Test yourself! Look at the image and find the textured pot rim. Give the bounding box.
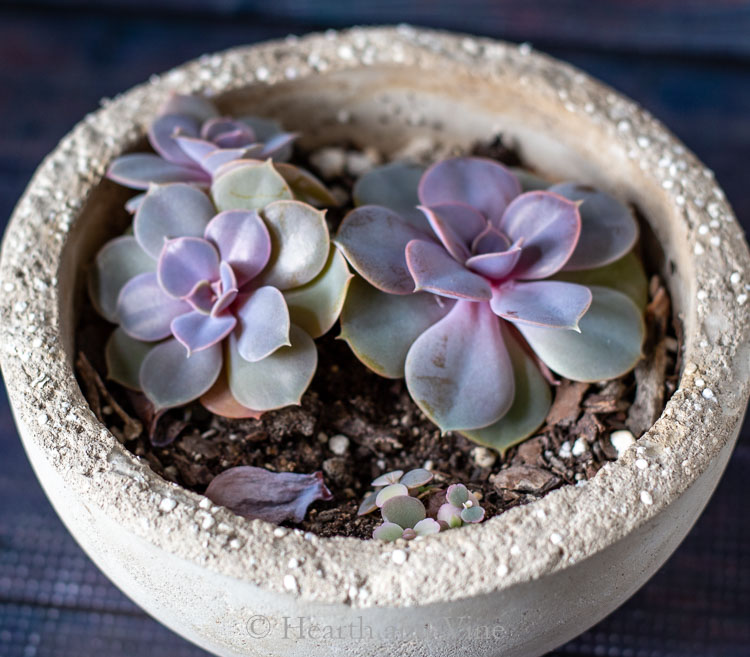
[1,26,749,609]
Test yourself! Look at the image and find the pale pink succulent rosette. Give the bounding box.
[336,157,645,453]
[106,93,335,212]
[89,161,352,418]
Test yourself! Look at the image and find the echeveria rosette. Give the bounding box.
[336,157,645,454]
[106,93,335,210]
[89,163,351,417]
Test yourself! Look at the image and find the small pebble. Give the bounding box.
[702,388,714,399]
[635,458,648,470]
[391,549,407,565]
[274,527,288,538]
[610,430,636,457]
[346,150,377,177]
[558,442,572,459]
[549,532,563,545]
[287,558,299,569]
[201,515,215,530]
[329,434,350,455]
[497,563,509,576]
[471,446,497,468]
[158,498,177,513]
[572,438,587,457]
[640,490,654,506]
[283,574,298,591]
[309,147,346,180]
[199,498,211,510]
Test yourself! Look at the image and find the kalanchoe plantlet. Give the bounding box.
[358,468,434,516]
[89,161,352,418]
[438,483,485,528]
[107,93,335,211]
[336,157,646,454]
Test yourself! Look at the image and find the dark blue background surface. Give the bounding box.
[0,2,748,655]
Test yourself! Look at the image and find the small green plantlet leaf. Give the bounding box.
[211,160,293,212]
[353,162,429,231]
[339,276,453,379]
[373,522,405,542]
[552,251,648,310]
[357,491,379,516]
[256,200,329,290]
[284,247,353,338]
[381,495,426,529]
[399,468,433,489]
[274,162,338,207]
[517,285,645,382]
[446,484,470,507]
[460,325,552,454]
[227,324,317,411]
[413,518,441,536]
[371,470,404,487]
[104,327,154,390]
[88,236,156,323]
[375,484,409,508]
[460,504,485,524]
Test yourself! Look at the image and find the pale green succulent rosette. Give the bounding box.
[89,161,351,418]
[336,159,647,454]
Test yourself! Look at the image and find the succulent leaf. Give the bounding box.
[371,470,404,487]
[234,287,292,362]
[157,237,221,298]
[211,160,294,212]
[437,503,463,528]
[117,272,191,341]
[357,491,379,516]
[419,202,487,249]
[273,162,337,207]
[375,484,409,507]
[471,224,511,255]
[460,505,485,523]
[418,157,521,226]
[413,518,441,536]
[352,161,429,231]
[200,370,263,419]
[381,495,426,528]
[446,483,470,507]
[104,327,154,390]
[404,300,514,432]
[490,280,592,330]
[335,205,431,295]
[283,247,353,338]
[499,191,581,280]
[510,167,550,191]
[399,468,433,489]
[88,236,156,323]
[256,200,329,290]
[405,239,492,301]
[204,466,332,523]
[372,522,405,542]
[552,251,648,310]
[107,154,207,190]
[170,310,237,355]
[227,324,317,411]
[139,338,222,410]
[549,182,639,271]
[339,276,453,378]
[465,242,523,279]
[148,114,200,167]
[460,325,552,454]
[204,209,271,287]
[517,285,645,382]
[134,183,216,259]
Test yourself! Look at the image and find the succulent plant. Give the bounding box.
[373,495,441,542]
[437,483,485,528]
[205,465,332,523]
[357,468,433,515]
[336,157,646,453]
[89,162,352,416]
[106,93,335,210]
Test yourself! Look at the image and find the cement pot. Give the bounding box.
[1,26,749,657]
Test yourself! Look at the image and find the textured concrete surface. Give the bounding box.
[1,27,748,657]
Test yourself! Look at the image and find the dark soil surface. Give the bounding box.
[76,136,680,539]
